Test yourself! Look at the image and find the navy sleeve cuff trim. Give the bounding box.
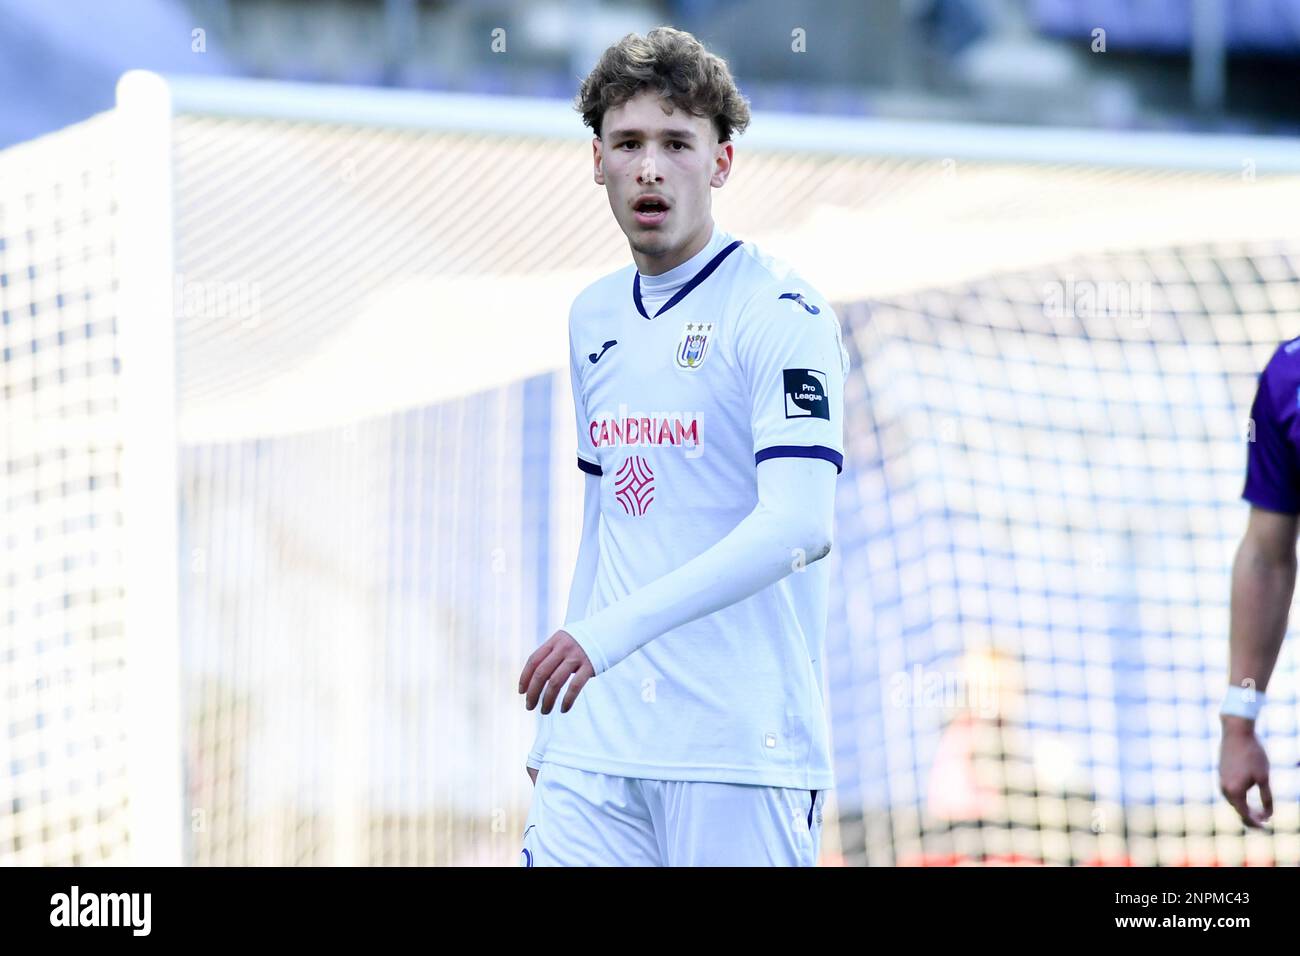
[755,444,844,474]
[577,456,603,476]
[1242,490,1300,515]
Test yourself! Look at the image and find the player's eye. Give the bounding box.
[617,141,638,149]
[669,141,688,150]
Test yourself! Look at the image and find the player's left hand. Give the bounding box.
[518,629,595,715]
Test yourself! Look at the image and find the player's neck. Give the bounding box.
[632,220,717,277]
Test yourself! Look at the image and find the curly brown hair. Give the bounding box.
[574,27,752,144]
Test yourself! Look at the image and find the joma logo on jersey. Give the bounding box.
[779,290,821,314]
[676,322,714,370]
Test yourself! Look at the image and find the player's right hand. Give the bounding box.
[1219,716,1272,828]
[518,629,595,715]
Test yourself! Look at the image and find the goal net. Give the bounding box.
[3,71,1298,865]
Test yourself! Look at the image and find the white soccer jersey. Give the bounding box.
[541,223,849,790]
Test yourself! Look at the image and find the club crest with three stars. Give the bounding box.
[675,321,714,370]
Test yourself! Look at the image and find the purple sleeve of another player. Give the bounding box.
[1243,357,1300,515]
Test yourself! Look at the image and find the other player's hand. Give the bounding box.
[518,629,595,715]
[1219,716,1272,828]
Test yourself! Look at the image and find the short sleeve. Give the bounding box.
[734,283,850,474]
[1243,355,1300,514]
[570,320,603,476]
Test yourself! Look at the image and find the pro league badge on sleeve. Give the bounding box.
[783,368,830,420]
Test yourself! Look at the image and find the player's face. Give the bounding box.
[593,89,733,276]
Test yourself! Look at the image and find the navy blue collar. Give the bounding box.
[632,240,744,320]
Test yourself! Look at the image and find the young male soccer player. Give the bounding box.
[515,27,851,867]
[1220,338,1300,829]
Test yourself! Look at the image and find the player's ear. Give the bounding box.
[710,140,733,188]
[593,137,605,186]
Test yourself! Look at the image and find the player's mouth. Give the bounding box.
[632,195,671,227]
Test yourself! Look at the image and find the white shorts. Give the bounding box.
[520,762,826,867]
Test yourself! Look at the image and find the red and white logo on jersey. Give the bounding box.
[589,409,702,453]
[614,455,655,516]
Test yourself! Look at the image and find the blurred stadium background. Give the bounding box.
[2,0,1300,866]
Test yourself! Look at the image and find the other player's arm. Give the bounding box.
[1220,506,1297,826]
[1220,355,1300,827]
